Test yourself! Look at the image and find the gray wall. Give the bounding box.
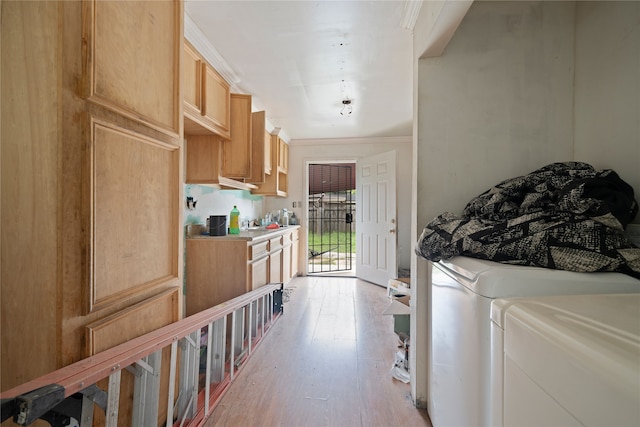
[411,0,639,409]
[417,1,575,228]
[574,2,640,196]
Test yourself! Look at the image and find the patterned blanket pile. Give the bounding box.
[416,162,640,279]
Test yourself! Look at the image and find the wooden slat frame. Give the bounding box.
[1,284,281,400]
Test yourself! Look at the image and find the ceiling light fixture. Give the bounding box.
[340,98,353,116]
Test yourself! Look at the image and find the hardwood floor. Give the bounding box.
[205,276,432,427]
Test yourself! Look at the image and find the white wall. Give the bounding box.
[412,0,576,410]
[417,1,575,226]
[267,137,413,274]
[574,1,640,217]
[411,0,640,412]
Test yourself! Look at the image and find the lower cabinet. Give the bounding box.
[282,233,292,285]
[250,256,269,290]
[291,228,300,278]
[186,239,250,316]
[186,226,300,316]
[249,239,269,290]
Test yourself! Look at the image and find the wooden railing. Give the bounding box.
[0,284,284,427]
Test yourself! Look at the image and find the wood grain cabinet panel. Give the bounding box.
[250,256,269,291]
[222,94,252,179]
[183,40,231,139]
[186,239,251,316]
[86,288,180,427]
[264,128,273,175]
[91,120,180,311]
[248,111,267,184]
[183,41,202,117]
[269,249,283,284]
[278,137,289,173]
[83,0,181,137]
[291,228,300,278]
[1,1,183,392]
[202,62,231,134]
[186,228,299,316]
[185,134,222,184]
[253,134,289,197]
[281,243,292,285]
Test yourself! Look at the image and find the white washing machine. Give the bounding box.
[429,256,640,427]
[491,293,640,427]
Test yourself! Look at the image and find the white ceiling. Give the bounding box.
[185,0,415,141]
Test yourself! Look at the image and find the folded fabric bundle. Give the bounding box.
[416,162,640,279]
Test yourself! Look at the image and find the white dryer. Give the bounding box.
[429,256,640,427]
[491,293,640,427]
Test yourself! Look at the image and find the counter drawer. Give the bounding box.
[282,231,292,246]
[269,236,283,252]
[249,240,269,260]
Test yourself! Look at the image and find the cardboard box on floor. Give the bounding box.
[387,277,410,298]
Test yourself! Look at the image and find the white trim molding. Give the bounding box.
[184,12,241,89]
[401,0,424,31]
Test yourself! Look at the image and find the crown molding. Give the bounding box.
[401,0,424,31]
[291,136,411,146]
[184,12,241,89]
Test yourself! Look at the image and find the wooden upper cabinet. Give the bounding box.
[183,40,231,139]
[221,94,252,179]
[185,134,222,184]
[185,134,256,190]
[2,0,184,393]
[278,138,289,173]
[82,0,182,138]
[248,111,267,184]
[183,42,202,117]
[202,63,231,135]
[264,128,273,175]
[252,133,288,197]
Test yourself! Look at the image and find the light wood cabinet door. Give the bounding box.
[183,41,231,139]
[86,289,180,426]
[250,256,269,290]
[83,0,181,137]
[278,138,289,173]
[291,229,300,278]
[252,134,288,197]
[202,62,231,137]
[183,41,202,117]
[269,250,283,283]
[222,94,252,179]
[2,0,184,394]
[186,239,250,316]
[185,134,222,184]
[282,243,292,284]
[91,119,181,312]
[248,111,267,184]
[264,129,272,175]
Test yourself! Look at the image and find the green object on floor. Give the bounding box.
[394,314,410,336]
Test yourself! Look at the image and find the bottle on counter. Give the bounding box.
[229,205,240,234]
[290,212,298,225]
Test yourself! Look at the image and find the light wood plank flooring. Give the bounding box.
[205,276,432,427]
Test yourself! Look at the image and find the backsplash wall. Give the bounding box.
[184,185,264,230]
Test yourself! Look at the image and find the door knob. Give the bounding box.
[390,229,396,233]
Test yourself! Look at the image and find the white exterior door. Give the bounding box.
[356,150,397,286]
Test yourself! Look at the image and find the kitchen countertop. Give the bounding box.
[187,225,300,242]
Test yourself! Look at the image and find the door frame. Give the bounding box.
[303,158,357,276]
[355,150,398,286]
